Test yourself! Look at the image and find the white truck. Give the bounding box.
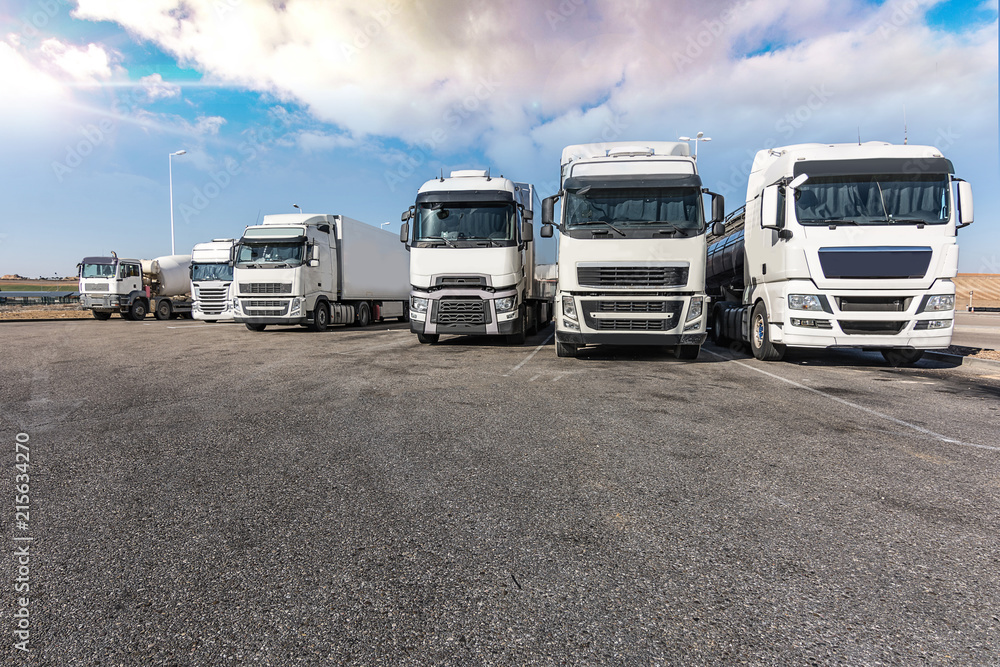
[232,213,409,332]
[190,238,235,322]
[400,170,556,345]
[78,253,193,320]
[540,142,725,358]
[707,142,974,366]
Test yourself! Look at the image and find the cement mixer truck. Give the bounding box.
[78,253,194,320]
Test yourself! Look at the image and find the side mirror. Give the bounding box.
[711,193,725,223]
[401,208,412,222]
[522,208,533,222]
[712,221,726,237]
[542,194,559,226]
[760,184,781,230]
[307,259,319,267]
[540,224,554,238]
[229,244,238,265]
[957,180,974,228]
[521,221,533,242]
[399,221,409,244]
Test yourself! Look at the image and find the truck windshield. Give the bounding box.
[414,203,516,245]
[795,174,950,226]
[80,263,116,278]
[236,242,304,267]
[191,262,234,281]
[565,187,704,232]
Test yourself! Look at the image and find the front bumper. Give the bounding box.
[409,287,520,337]
[233,296,305,325]
[556,292,708,347]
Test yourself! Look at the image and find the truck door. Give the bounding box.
[121,262,142,294]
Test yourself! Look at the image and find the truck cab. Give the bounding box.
[190,239,235,322]
[79,254,144,320]
[541,142,724,358]
[401,170,556,345]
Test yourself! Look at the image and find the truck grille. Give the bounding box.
[239,283,292,294]
[835,296,911,312]
[838,320,906,335]
[596,301,669,313]
[818,247,931,280]
[577,266,688,288]
[84,283,109,292]
[196,287,229,315]
[241,299,289,317]
[435,298,487,325]
[595,319,668,331]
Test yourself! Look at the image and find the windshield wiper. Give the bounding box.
[649,221,690,236]
[575,220,625,236]
[800,219,861,228]
[421,236,457,247]
[885,218,929,226]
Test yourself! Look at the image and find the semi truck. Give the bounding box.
[540,142,725,358]
[190,238,235,322]
[707,141,974,366]
[232,213,409,332]
[78,253,193,320]
[399,170,556,345]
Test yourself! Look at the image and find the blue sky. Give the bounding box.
[0,0,997,277]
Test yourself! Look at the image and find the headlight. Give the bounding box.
[686,296,704,322]
[562,295,577,320]
[410,296,428,314]
[924,295,955,312]
[495,296,516,313]
[788,294,823,311]
[290,298,302,316]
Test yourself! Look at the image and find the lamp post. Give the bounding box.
[293,204,302,213]
[678,131,711,160]
[168,150,187,255]
[380,222,391,229]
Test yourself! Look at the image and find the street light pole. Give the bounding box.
[678,131,711,160]
[168,150,187,255]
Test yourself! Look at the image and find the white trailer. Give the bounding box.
[190,238,235,322]
[78,253,193,320]
[400,170,556,345]
[232,214,409,332]
[540,142,725,358]
[707,142,974,366]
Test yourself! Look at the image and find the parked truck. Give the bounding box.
[191,239,236,322]
[78,252,193,320]
[400,170,556,345]
[232,213,409,332]
[540,142,725,358]
[707,141,974,366]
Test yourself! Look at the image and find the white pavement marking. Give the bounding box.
[704,348,999,453]
[504,333,554,376]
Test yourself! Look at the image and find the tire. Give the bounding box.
[356,302,372,327]
[399,308,410,323]
[881,349,924,367]
[416,332,439,344]
[155,300,172,320]
[245,323,266,332]
[92,310,112,320]
[711,309,730,346]
[750,302,784,361]
[526,305,538,336]
[312,301,330,332]
[204,320,217,324]
[128,299,148,321]
[556,340,578,358]
[675,345,700,360]
[507,323,526,346]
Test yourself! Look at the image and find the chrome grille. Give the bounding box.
[239,283,292,294]
[577,266,688,288]
[196,287,229,315]
[436,298,486,325]
[595,319,667,331]
[596,301,669,313]
[241,299,289,317]
[84,282,109,292]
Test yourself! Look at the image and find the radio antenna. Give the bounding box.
[903,106,908,145]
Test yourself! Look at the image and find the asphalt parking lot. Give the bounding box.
[2,318,998,665]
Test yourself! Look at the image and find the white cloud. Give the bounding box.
[140,73,181,100]
[39,39,114,84]
[0,40,67,121]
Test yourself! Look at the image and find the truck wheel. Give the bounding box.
[556,340,578,358]
[245,323,266,332]
[92,310,112,320]
[155,300,172,320]
[204,320,217,324]
[881,349,924,367]
[675,345,700,360]
[356,302,372,327]
[312,301,330,332]
[711,309,730,346]
[750,302,784,361]
[399,309,410,323]
[129,299,148,321]
[417,333,439,344]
